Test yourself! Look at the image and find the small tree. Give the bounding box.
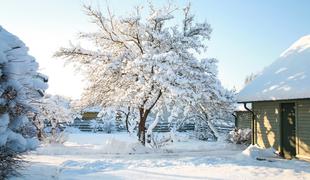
[55,2,222,145]
[36,94,74,142]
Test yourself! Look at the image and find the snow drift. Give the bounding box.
[35,133,152,155]
[242,144,279,160]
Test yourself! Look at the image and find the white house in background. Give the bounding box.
[237,35,310,160]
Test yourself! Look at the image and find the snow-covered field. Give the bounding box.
[11,132,310,180]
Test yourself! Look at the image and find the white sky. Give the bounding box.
[1,0,309,99]
[19,28,86,99]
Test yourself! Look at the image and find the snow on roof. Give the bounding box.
[235,103,252,111]
[238,35,310,102]
[82,106,101,113]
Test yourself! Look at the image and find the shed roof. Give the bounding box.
[82,106,101,113]
[238,35,310,102]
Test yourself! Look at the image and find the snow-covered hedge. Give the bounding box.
[0,26,47,152]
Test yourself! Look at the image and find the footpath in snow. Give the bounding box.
[11,132,310,180]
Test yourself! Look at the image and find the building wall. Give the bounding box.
[296,100,310,159]
[236,111,252,129]
[253,99,310,159]
[253,102,281,151]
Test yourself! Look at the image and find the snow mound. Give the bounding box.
[60,160,110,175]
[242,145,279,159]
[100,138,150,154]
[238,35,310,102]
[34,133,151,155]
[64,127,81,133]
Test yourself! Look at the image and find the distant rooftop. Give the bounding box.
[82,106,101,113]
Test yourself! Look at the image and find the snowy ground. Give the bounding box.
[11,132,310,180]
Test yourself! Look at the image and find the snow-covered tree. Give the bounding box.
[35,94,74,141]
[196,87,236,140]
[0,26,48,152]
[170,82,236,141]
[55,3,224,145]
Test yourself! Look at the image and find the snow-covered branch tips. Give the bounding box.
[55,2,231,145]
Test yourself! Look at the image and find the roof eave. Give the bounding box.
[237,97,310,104]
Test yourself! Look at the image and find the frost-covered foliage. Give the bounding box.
[90,119,116,133]
[228,128,251,145]
[170,88,236,141]
[148,132,173,149]
[37,94,74,125]
[0,26,47,152]
[55,2,228,145]
[86,107,129,133]
[36,94,73,143]
[0,147,25,179]
[195,87,236,140]
[115,107,139,133]
[96,108,117,133]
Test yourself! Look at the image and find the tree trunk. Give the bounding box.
[32,113,44,141]
[117,107,131,133]
[138,108,150,145]
[199,104,220,141]
[137,91,162,145]
[125,107,130,133]
[125,116,130,133]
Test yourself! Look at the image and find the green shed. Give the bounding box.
[237,35,310,160]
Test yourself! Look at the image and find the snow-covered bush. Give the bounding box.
[0,26,47,178]
[0,26,47,152]
[36,94,74,143]
[101,119,116,133]
[97,108,117,133]
[228,128,251,145]
[148,132,173,149]
[90,120,101,132]
[43,131,68,144]
[194,120,215,141]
